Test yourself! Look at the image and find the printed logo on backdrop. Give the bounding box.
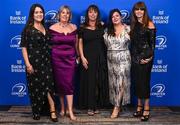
[10,10,26,24]
[10,35,21,49]
[80,16,85,24]
[11,60,25,73]
[45,10,58,26]
[11,83,27,97]
[153,10,169,24]
[156,35,167,50]
[120,10,130,24]
[152,59,168,73]
[151,83,166,97]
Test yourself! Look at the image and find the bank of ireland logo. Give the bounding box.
[156,35,167,50]
[153,10,169,24]
[157,59,162,64]
[10,35,21,49]
[45,10,58,24]
[120,10,130,22]
[151,84,165,97]
[10,10,26,24]
[11,83,27,97]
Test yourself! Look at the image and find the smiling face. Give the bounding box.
[134,7,145,19]
[33,7,44,23]
[111,11,122,25]
[88,8,98,22]
[59,8,71,23]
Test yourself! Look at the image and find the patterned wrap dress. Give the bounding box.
[103,26,131,106]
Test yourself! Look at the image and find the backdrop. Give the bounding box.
[0,0,179,106]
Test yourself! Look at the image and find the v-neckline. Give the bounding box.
[115,29,125,38]
[115,28,125,38]
[33,26,46,36]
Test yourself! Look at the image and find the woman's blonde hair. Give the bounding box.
[57,5,72,22]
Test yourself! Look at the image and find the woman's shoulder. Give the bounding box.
[22,26,33,35]
[103,28,109,39]
[124,24,130,32]
[148,21,155,29]
[79,23,85,29]
[69,23,77,31]
[49,23,59,30]
[78,24,87,33]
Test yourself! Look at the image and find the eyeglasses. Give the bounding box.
[135,7,145,11]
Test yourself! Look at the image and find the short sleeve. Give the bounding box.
[125,25,130,33]
[78,26,84,39]
[20,31,28,47]
[103,28,108,40]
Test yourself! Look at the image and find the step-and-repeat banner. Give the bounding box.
[0,0,179,106]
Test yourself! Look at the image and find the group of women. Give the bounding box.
[20,1,156,122]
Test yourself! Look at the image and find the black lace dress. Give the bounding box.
[131,22,156,99]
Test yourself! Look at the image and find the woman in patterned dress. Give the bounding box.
[104,9,131,118]
[20,4,57,122]
[49,5,79,121]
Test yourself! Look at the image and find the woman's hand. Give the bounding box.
[26,65,34,74]
[140,56,153,64]
[81,57,88,69]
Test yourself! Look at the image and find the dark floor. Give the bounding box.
[0,106,180,125]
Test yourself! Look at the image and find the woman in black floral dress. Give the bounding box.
[20,4,57,122]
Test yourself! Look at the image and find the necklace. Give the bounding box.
[59,22,69,28]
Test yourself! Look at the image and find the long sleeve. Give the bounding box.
[130,42,142,64]
[149,29,156,56]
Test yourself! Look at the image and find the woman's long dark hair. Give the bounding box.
[22,3,45,33]
[83,4,103,29]
[130,1,151,35]
[107,9,122,36]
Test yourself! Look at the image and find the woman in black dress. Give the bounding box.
[20,4,57,122]
[78,4,110,115]
[130,1,156,121]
